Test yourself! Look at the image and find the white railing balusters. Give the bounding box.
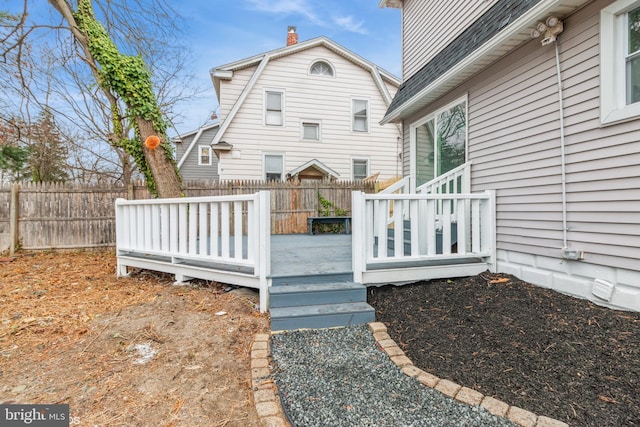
[351,191,495,278]
[210,203,219,257]
[116,192,271,312]
[234,201,243,259]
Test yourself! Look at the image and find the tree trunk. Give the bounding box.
[136,118,181,198]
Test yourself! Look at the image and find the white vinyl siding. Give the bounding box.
[218,65,256,122]
[398,0,640,307]
[601,0,640,123]
[216,44,401,182]
[401,0,499,79]
[451,0,640,274]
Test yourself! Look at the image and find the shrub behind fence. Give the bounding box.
[0,180,375,252]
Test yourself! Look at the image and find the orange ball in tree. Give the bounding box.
[145,135,161,149]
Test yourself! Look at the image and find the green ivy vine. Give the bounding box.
[74,0,177,195]
[318,192,347,217]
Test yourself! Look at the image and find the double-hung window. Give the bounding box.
[352,158,369,180]
[198,145,212,166]
[265,91,283,126]
[601,0,640,123]
[264,154,283,181]
[352,99,369,132]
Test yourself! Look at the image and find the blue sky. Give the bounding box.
[6,0,401,136]
[174,0,402,135]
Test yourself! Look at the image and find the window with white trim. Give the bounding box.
[264,154,283,181]
[352,99,369,132]
[601,0,640,123]
[352,158,369,180]
[301,121,320,141]
[411,97,467,188]
[310,60,334,77]
[265,90,283,126]
[198,145,212,166]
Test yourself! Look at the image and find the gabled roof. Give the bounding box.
[173,122,220,169]
[210,36,401,146]
[288,159,340,180]
[381,0,588,124]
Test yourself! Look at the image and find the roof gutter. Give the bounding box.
[380,0,567,124]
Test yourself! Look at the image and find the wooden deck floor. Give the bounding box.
[270,234,352,278]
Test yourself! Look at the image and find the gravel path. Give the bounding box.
[270,325,516,427]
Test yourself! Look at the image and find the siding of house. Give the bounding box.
[177,126,220,181]
[219,65,257,123]
[217,45,402,181]
[402,0,640,309]
[401,0,499,79]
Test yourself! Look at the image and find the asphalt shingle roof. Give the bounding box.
[385,0,542,118]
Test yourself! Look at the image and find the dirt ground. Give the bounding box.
[0,251,269,427]
[369,272,640,427]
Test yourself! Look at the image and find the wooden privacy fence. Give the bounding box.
[0,180,375,253]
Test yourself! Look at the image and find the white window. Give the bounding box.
[310,60,334,77]
[301,121,320,141]
[352,158,369,180]
[352,99,369,132]
[264,154,283,181]
[410,97,467,188]
[198,145,212,166]
[265,90,284,126]
[601,0,640,123]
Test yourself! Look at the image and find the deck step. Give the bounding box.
[270,302,375,331]
[269,282,365,308]
[271,272,353,286]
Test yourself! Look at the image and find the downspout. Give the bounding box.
[554,41,568,249]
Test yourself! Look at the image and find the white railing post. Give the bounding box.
[257,191,271,313]
[482,190,497,272]
[351,191,365,283]
[115,198,129,276]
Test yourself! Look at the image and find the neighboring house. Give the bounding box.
[174,122,220,181]
[209,27,402,182]
[380,0,640,311]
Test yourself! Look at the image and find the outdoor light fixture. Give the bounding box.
[530,16,563,45]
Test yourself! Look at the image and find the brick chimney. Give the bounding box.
[287,26,298,46]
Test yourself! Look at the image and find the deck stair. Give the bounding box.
[269,273,375,331]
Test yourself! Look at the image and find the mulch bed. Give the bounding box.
[367,271,640,427]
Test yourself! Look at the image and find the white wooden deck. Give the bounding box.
[115,163,496,314]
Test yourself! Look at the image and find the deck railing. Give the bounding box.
[115,192,271,311]
[352,190,495,283]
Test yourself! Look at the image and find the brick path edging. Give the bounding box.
[369,322,569,427]
[250,324,570,427]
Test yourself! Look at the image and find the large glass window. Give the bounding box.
[626,6,640,104]
[413,99,467,187]
[265,91,283,126]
